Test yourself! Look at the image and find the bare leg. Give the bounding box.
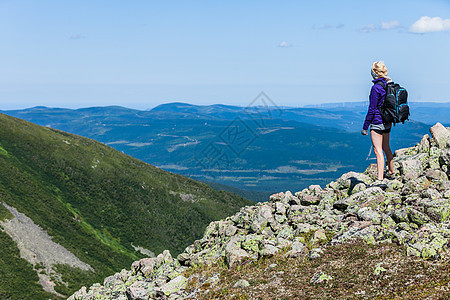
[382,132,394,174]
[371,130,384,180]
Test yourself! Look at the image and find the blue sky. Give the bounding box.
[0,0,449,109]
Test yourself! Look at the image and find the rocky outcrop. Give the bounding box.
[70,123,450,300]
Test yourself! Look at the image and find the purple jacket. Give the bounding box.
[363,77,387,130]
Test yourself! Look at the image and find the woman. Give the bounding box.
[361,61,394,183]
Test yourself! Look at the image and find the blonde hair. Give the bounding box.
[372,61,391,81]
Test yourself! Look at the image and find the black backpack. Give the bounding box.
[376,81,409,124]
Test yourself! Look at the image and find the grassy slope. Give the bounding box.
[190,242,450,299]
[0,113,252,298]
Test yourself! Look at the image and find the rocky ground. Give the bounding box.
[69,123,450,300]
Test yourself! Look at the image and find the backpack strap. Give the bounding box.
[375,81,386,90]
[374,81,387,110]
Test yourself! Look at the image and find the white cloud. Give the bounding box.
[70,34,86,40]
[359,20,400,32]
[278,41,292,48]
[312,24,344,30]
[381,20,400,30]
[409,16,450,33]
[359,24,376,33]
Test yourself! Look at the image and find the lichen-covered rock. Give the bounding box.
[310,271,332,284]
[418,199,450,222]
[357,207,382,225]
[282,191,301,205]
[333,187,384,212]
[159,276,187,296]
[407,208,431,226]
[241,234,263,256]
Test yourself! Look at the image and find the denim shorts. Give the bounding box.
[370,123,392,134]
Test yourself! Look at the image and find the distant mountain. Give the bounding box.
[0,113,251,298]
[1,103,441,200]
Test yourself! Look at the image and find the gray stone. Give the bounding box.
[283,191,300,205]
[310,229,328,245]
[259,244,279,257]
[386,179,403,192]
[285,242,305,258]
[425,169,448,182]
[287,205,308,224]
[224,236,249,267]
[299,194,320,206]
[333,187,384,211]
[160,276,187,296]
[233,279,250,288]
[420,188,442,200]
[269,192,285,203]
[440,149,450,168]
[277,225,294,240]
[357,207,382,225]
[308,247,324,259]
[403,170,419,183]
[126,281,155,300]
[395,147,413,157]
[399,153,428,175]
[391,209,408,223]
[275,202,288,215]
[430,122,450,149]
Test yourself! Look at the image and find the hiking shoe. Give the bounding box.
[370,180,388,190]
[384,172,396,180]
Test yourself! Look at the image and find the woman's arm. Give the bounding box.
[362,86,380,130]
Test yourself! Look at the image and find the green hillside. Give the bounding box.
[0,113,251,299]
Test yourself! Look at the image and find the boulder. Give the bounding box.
[159,276,187,296]
[333,187,384,211]
[430,122,450,149]
[398,153,429,175]
[418,199,450,222]
[357,207,382,225]
[224,236,249,267]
